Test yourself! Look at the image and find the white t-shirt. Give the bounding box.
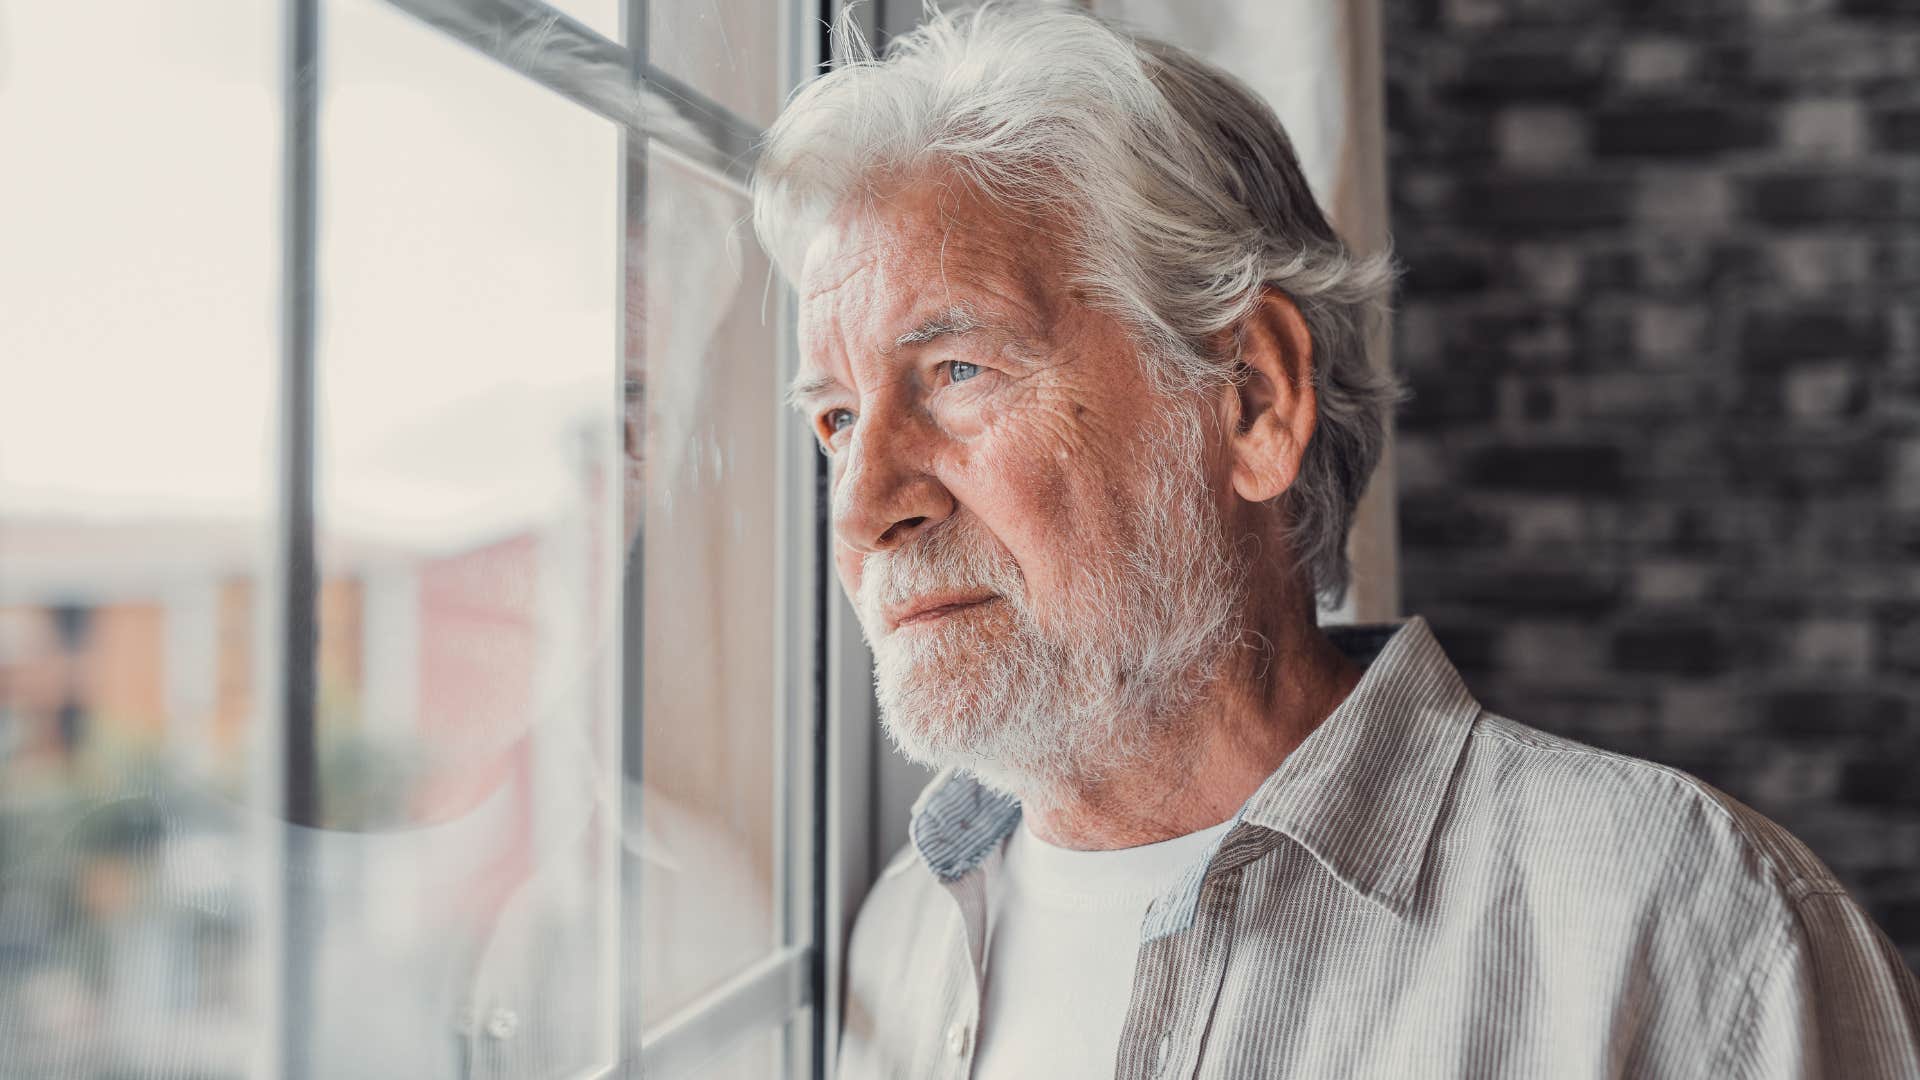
[974,815,1235,1079]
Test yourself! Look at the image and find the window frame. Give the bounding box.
[270,0,831,1075]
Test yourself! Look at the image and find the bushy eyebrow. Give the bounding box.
[893,303,985,347]
[786,371,843,412]
[787,303,994,413]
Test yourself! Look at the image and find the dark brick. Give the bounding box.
[1460,176,1637,231]
[1722,434,1888,496]
[1882,605,1920,676]
[1453,311,1578,369]
[1593,104,1774,158]
[1399,492,1510,547]
[1398,373,1498,430]
[1653,748,1747,793]
[1466,443,1628,494]
[1470,567,1626,617]
[1448,43,1609,105]
[1663,500,1799,557]
[1741,30,1920,91]
[1731,368,1872,426]
[1741,173,1904,224]
[1851,865,1920,897]
[1582,248,1638,291]
[1393,168,1462,219]
[1502,0,1616,25]
[1737,309,1889,368]
[1689,42,1758,90]
[1385,0,1444,31]
[1874,238,1920,284]
[1511,378,1560,422]
[1729,376,1785,422]
[1878,901,1920,945]
[1643,236,1754,293]
[1784,367,1871,423]
[1381,0,1920,961]
[1392,106,1497,165]
[1402,248,1497,294]
[1612,621,1730,676]
[1574,299,1635,359]
[1403,563,1625,618]
[1427,621,1499,672]
[1896,511,1920,558]
[1872,107,1920,153]
[1488,686,1660,745]
[1574,372,1728,418]
[1633,437,1725,500]
[1579,237,1758,295]
[1763,689,1912,738]
[1841,761,1920,807]
[1836,0,1920,15]
[1785,500,1897,562]
[1619,0,1748,23]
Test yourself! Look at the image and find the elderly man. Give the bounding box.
[752,4,1920,1079]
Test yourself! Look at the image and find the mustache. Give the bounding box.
[857,519,1022,627]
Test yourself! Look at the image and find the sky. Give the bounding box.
[0,0,621,551]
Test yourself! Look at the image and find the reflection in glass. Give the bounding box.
[308,0,621,1075]
[705,1016,790,1076]
[650,0,787,128]
[634,144,783,1027]
[0,3,279,1077]
[0,0,808,1073]
[542,0,621,42]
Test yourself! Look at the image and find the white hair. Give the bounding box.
[752,0,1402,604]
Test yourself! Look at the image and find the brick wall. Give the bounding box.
[1384,0,1920,970]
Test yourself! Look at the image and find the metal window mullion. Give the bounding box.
[816,6,881,1077]
[276,3,322,1080]
[366,5,819,1078]
[770,3,826,1066]
[375,0,761,183]
[639,945,816,1077]
[617,0,649,1075]
[633,61,762,177]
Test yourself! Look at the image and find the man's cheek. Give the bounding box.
[834,549,863,605]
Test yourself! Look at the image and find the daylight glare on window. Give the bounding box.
[0,0,813,1076]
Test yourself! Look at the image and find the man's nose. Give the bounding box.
[831,406,954,555]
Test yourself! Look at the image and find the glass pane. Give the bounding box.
[310,1,621,1076]
[633,145,782,1024]
[0,3,280,1077]
[548,0,621,42]
[704,1015,793,1079]
[649,0,786,128]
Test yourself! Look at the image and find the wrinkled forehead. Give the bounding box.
[797,173,1067,339]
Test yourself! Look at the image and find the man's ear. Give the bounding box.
[1219,288,1317,504]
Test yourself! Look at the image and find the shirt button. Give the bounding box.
[946,1021,970,1057]
[486,1007,520,1041]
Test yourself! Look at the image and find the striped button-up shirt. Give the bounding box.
[837,615,1920,1079]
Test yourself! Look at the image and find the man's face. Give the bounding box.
[793,177,1247,797]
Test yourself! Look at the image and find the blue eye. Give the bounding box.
[949,360,981,383]
[823,408,855,434]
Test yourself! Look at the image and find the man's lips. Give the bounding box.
[885,593,999,631]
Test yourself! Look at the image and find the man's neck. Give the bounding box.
[1017,591,1365,852]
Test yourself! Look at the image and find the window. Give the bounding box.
[0,0,826,1076]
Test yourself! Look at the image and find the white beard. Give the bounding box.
[854,397,1249,808]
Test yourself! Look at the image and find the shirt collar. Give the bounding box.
[906,615,1482,935]
[1228,614,1480,915]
